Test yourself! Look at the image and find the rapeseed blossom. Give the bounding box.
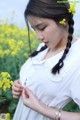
[68,2,76,14]
[0,113,11,120]
[0,72,13,92]
[59,19,66,25]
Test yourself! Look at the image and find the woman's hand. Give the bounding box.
[12,80,23,99]
[22,85,80,120]
[22,85,46,113]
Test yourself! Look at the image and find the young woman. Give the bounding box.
[12,0,80,120]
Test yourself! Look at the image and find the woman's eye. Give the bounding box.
[38,26,46,31]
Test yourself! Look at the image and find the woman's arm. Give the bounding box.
[22,85,80,120]
[43,105,80,120]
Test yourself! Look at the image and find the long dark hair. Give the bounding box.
[24,0,74,74]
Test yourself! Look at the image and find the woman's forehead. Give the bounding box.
[27,15,55,26]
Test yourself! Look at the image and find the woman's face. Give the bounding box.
[27,15,67,51]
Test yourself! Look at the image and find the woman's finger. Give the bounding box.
[24,85,32,94]
[13,95,19,99]
[22,87,29,98]
[12,90,22,96]
[14,80,22,88]
[12,85,23,92]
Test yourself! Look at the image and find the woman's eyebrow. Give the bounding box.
[31,23,43,29]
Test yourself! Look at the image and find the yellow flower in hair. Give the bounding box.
[68,2,76,14]
[59,19,66,25]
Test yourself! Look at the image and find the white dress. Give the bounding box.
[13,39,80,120]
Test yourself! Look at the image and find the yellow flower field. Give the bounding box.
[0,20,40,119]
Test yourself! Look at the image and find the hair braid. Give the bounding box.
[52,15,74,74]
[30,45,47,57]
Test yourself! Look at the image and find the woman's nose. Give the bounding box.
[36,31,44,41]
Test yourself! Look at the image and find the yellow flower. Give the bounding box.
[8,39,16,50]
[11,50,18,56]
[68,2,76,14]
[2,80,13,91]
[1,72,11,79]
[0,113,11,120]
[0,72,13,91]
[0,81,3,88]
[0,50,5,58]
[2,78,10,83]
[24,53,28,58]
[3,83,11,91]
[4,49,10,55]
[59,19,66,25]
[6,113,11,120]
[17,41,24,48]
[10,81,14,85]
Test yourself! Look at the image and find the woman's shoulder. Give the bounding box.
[68,38,80,58]
[64,38,80,77]
[65,38,80,68]
[44,38,80,82]
[71,38,80,51]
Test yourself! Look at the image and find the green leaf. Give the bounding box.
[63,100,79,112]
[8,99,18,114]
[4,89,13,100]
[0,97,6,104]
[0,90,3,96]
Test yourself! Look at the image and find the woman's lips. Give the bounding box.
[44,42,49,45]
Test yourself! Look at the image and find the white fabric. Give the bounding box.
[13,39,80,120]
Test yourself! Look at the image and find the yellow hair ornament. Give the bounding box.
[59,18,66,25]
[68,2,76,14]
